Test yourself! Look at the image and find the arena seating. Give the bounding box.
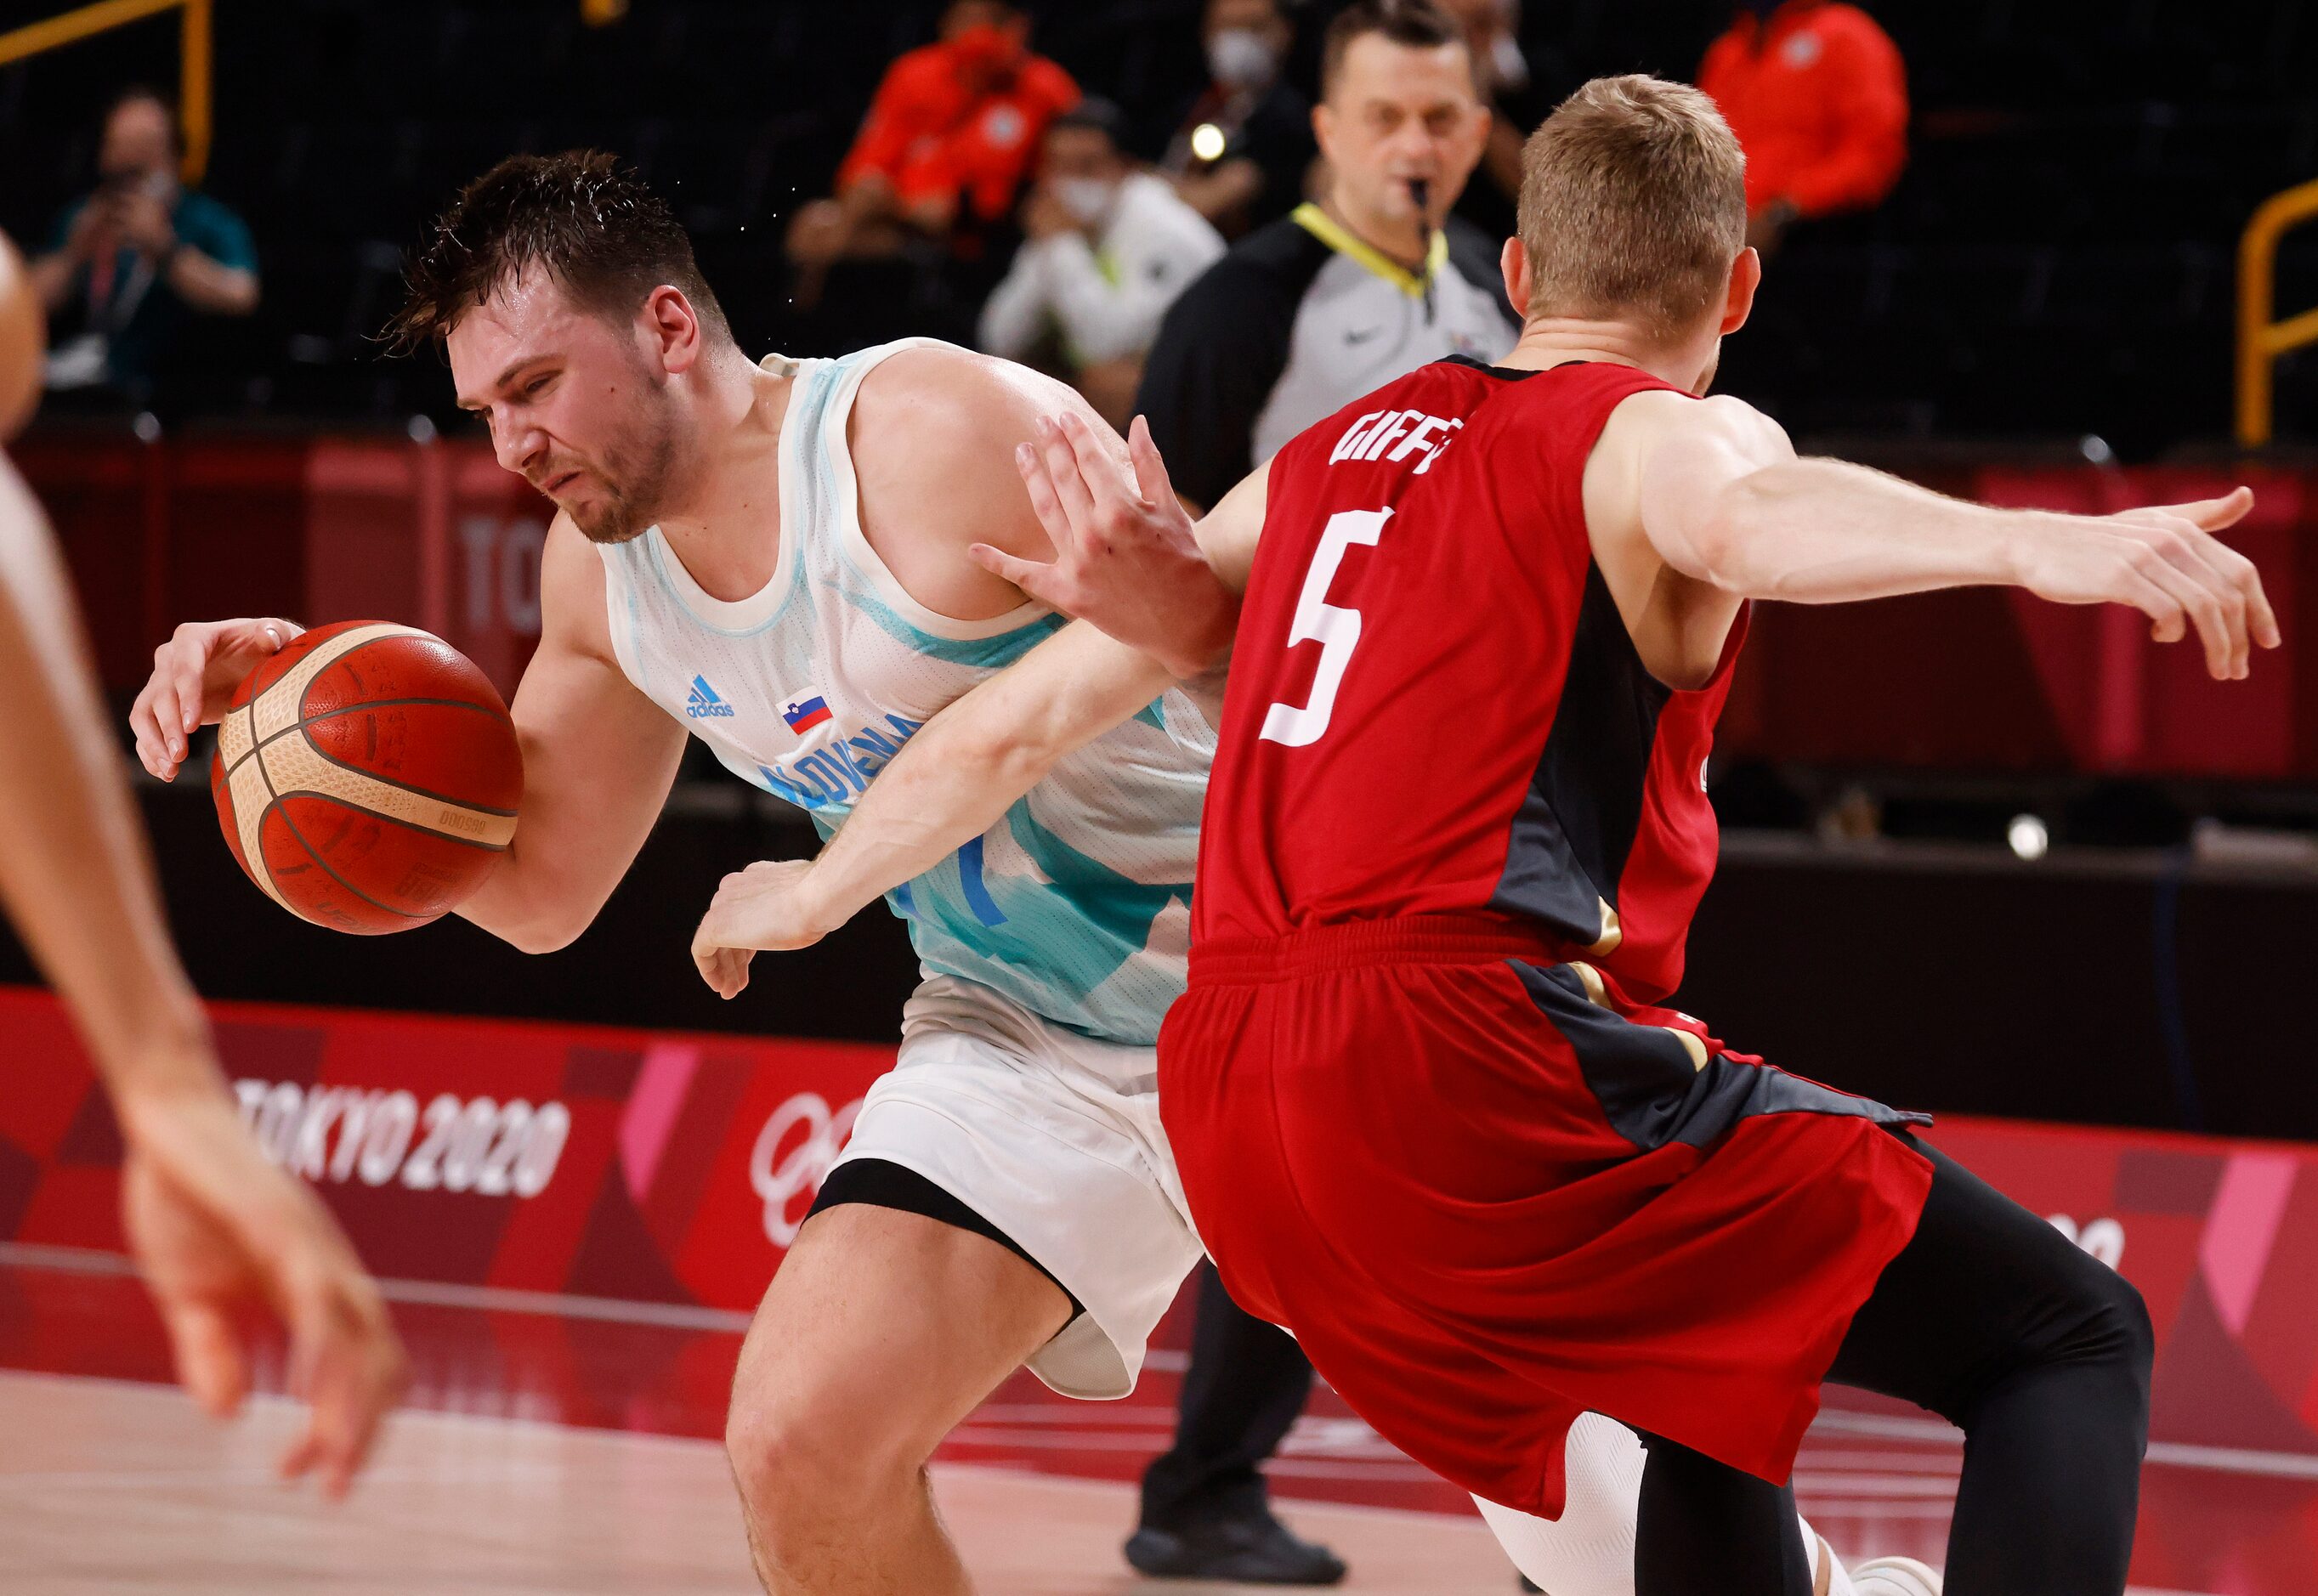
[2,0,2310,449]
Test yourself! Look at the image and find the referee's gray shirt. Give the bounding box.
[1135,201,1520,509]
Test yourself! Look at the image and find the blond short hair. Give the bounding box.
[1516,75,1747,338]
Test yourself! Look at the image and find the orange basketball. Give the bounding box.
[210,620,523,935]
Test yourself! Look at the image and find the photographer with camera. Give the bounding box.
[29,87,258,401]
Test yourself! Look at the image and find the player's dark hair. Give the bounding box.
[382,150,729,355]
[1319,0,1465,99]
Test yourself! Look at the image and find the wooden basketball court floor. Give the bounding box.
[1,1245,2311,1593]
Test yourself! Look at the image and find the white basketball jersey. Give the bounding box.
[596,339,1211,1045]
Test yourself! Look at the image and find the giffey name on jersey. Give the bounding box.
[1329,406,1465,475]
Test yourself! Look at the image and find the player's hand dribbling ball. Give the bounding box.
[209,620,521,933]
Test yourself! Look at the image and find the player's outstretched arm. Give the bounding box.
[1623,392,2275,681]
[690,620,1174,997]
[972,409,1268,678]
[0,457,404,1497]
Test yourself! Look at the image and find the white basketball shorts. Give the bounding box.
[826,973,1204,1399]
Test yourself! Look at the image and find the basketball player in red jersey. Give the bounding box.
[696,77,2271,1596]
[0,237,404,1497]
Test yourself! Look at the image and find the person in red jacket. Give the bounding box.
[787,0,1080,304]
[1697,0,1906,252]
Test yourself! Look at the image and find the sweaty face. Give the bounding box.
[1319,35,1490,229]
[448,275,683,546]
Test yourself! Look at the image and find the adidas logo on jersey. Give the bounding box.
[686,675,738,719]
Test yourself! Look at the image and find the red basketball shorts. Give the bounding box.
[1159,913,1935,1518]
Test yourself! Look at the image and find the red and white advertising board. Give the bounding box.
[7,986,2318,1457]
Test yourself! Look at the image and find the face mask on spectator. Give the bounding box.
[1053,177,1119,226]
[1207,28,1279,91]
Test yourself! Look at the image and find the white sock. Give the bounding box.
[1474,1413,1846,1596]
[1474,1413,1646,1596]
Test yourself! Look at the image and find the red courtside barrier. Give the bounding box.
[4,984,2318,1463]
[0,987,887,1312]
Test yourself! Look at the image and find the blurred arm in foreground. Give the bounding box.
[0,236,402,1497]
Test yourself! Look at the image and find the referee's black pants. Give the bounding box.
[1635,1139,2155,1596]
[1138,1263,1313,1531]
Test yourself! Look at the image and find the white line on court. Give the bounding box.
[1810,1406,2318,1480]
[4,1242,2306,1497]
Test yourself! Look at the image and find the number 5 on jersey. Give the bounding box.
[1261,508,1391,748]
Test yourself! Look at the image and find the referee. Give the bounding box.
[1124,2,1517,1584]
[1136,0,1518,518]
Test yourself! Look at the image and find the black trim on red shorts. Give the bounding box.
[808,1158,1085,1319]
[1509,959,1931,1152]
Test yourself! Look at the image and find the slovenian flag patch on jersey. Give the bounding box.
[782,694,833,734]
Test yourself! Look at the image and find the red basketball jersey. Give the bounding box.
[1197,358,1744,1005]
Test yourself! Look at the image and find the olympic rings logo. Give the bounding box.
[749,1091,864,1248]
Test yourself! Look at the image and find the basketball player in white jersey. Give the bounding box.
[130,151,1210,1595]
[3,235,404,1499]
[133,154,1878,1594]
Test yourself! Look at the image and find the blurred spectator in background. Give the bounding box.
[1698,0,1907,253]
[1157,0,1316,238]
[1137,0,1510,514]
[785,0,1079,314]
[1437,0,1555,238]
[30,88,258,404]
[978,99,1224,426]
[1125,5,1509,1586]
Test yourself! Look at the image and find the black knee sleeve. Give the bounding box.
[1947,1228,2155,1446]
[2037,1247,2152,1379]
[1834,1140,2157,1431]
[2077,1260,2155,1413]
[1828,1142,2153,1595]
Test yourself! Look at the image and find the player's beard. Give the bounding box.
[563,391,683,546]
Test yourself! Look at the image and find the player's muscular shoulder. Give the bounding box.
[1583,389,1686,553]
[848,344,1106,621]
[0,236,43,442]
[1585,391,1784,543]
